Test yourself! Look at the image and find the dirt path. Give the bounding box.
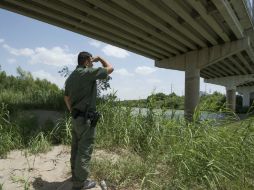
[0,146,109,190]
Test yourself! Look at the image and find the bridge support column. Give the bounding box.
[237,86,254,107]
[226,87,236,111]
[242,91,250,107]
[184,52,200,121]
[205,76,254,112]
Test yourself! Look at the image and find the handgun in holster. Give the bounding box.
[88,111,101,128]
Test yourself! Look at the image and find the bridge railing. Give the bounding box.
[244,0,254,26]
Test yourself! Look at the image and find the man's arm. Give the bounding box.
[64,96,71,112]
[92,56,114,74]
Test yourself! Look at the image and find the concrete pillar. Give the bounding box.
[237,87,254,107]
[226,87,236,111]
[184,52,200,121]
[242,92,250,107]
[251,92,254,106]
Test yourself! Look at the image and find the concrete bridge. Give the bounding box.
[1,0,254,119]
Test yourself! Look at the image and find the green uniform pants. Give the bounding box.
[71,117,96,188]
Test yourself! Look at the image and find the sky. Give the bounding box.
[0,9,225,100]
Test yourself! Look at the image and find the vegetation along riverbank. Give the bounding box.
[0,67,254,189]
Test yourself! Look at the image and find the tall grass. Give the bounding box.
[0,104,70,157]
[50,113,72,144]
[28,132,51,154]
[0,103,22,158]
[93,97,254,189]
[0,96,254,189]
[0,69,65,112]
[0,89,64,112]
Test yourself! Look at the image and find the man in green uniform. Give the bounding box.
[64,51,114,190]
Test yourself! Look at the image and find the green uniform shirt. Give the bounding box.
[64,65,108,112]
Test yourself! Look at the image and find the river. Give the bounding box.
[130,107,244,121]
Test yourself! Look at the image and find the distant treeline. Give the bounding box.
[120,92,247,113]
[0,66,65,112]
[120,92,225,111]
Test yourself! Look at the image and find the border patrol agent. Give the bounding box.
[64,52,114,190]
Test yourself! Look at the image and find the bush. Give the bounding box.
[0,104,22,158]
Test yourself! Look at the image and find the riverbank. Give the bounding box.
[0,145,125,190]
[1,102,254,189]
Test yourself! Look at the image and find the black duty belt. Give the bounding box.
[71,108,101,128]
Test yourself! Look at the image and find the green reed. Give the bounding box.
[93,97,254,189]
[0,96,253,189]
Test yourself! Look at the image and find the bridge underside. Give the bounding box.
[201,49,254,79]
[0,0,252,60]
[1,0,254,119]
[238,81,254,87]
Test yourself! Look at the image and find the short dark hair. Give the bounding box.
[78,51,92,65]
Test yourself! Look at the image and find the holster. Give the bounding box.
[71,108,100,128]
[88,111,101,128]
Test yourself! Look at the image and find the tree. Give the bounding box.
[169,92,177,97]
[147,92,167,102]
[16,66,33,80]
[96,76,112,96]
[58,66,71,77]
[199,92,226,111]
[58,66,112,97]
